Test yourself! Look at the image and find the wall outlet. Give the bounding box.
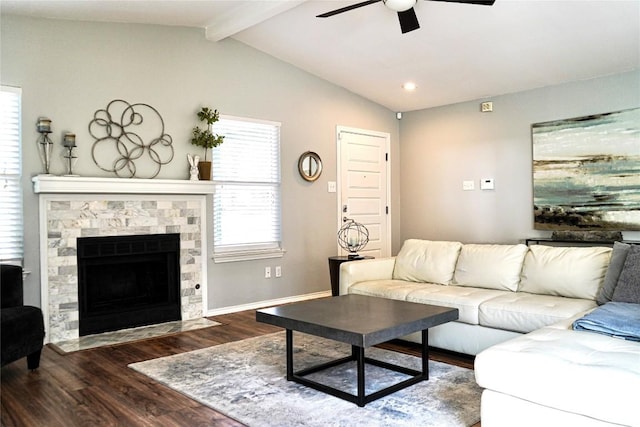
[462,180,475,191]
[264,266,271,279]
[275,266,282,278]
[327,181,336,193]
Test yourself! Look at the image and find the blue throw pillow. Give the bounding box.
[612,245,640,304]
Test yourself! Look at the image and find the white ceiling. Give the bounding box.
[2,0,639,112]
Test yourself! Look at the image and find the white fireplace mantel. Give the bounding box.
[32,175,216,195]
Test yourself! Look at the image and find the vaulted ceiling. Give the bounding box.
[2,0,639,112]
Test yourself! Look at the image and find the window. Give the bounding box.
[0,86,23,263]
[212,115,282,262]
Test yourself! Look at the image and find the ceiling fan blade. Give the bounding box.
[397,8,420,33]
[317,0,382,18]
[428,0,496,5]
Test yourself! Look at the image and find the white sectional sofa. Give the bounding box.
[339,239,640,426]
[339,239,609,355]
[475,317,640,427]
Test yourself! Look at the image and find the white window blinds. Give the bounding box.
[0,86,23,263]
[211,116,282,261]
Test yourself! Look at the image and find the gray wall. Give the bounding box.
[0,15,402,309]
[3,14,638,311]
[399,70,640,244]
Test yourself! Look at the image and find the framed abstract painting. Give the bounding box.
[532,107,640,231]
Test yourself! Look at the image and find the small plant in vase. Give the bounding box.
[190,107,224,180]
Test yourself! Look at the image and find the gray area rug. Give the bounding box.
[129,332,481,426]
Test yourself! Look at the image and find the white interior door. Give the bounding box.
[337,126,391,258]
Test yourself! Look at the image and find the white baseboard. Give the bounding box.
[206,290,332,317]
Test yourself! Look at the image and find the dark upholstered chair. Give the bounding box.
[1,264,45,370]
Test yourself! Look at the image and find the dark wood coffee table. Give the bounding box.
[256,294,458,407]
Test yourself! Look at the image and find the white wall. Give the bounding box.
[0,15,402,309]
[399,70,640,245]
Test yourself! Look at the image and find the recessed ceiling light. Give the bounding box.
[402,82,417,91]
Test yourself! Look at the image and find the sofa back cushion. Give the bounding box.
[611,244,640,304]
[519,245,612,300]
[393,239,462,285]
[453,244,528,291]
[596,241,631,305]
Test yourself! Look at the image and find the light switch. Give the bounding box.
[462,180,475,191]
[328,181,337,193]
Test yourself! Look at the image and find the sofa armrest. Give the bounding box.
[338,257,396,295]
[1,264,24,308]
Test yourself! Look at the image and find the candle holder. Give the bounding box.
[36,117,54,174]
[63,147,78,176]
[62,132,77,176]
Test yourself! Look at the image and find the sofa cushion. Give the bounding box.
[611,244,640,303]
[479,292,597,333]
[392,239,462,285]
[474,327,640,427]
[406,284,505,325]
[519,245,611,300]
[348,279,427,301]
[596,241,631,305]
[452,244,528,292]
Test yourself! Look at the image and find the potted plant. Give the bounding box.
[190,107,224,180]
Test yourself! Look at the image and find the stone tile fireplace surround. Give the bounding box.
[33,175,215,344]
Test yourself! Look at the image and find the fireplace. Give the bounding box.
[77,233,182,336]
[34,176,211,343]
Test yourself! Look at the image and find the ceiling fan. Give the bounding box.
[317,0,496,34]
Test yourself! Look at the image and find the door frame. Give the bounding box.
[336,125,392,258]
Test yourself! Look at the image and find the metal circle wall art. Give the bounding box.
[88,99,174,178]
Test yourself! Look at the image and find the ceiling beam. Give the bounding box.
[205,0,308,42]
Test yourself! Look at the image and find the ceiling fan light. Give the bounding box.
[383,0,417,12]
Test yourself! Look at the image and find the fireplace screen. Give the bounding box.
[77,233,181,336]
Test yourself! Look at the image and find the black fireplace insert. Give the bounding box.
[77,233,181,336]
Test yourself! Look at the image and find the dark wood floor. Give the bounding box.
[1,309,479,427]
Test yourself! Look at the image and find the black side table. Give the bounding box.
[328,256,374,296]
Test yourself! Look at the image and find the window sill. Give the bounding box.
[213,248,286,263]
